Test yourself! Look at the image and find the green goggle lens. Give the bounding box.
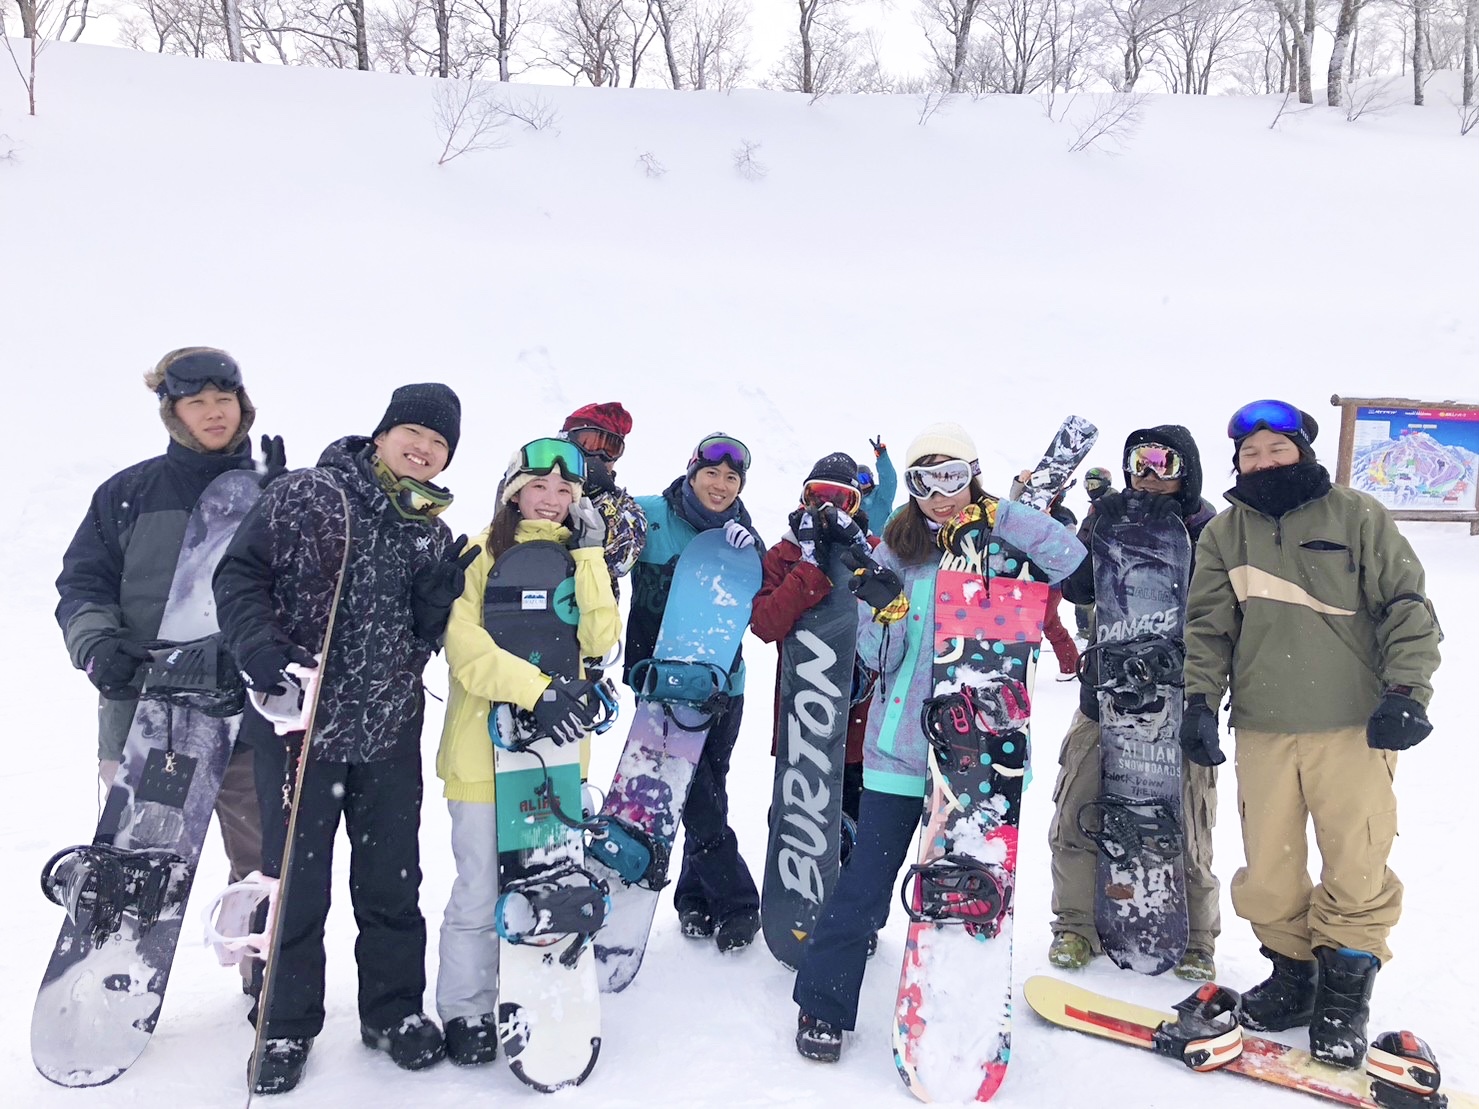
[520,437,587,482]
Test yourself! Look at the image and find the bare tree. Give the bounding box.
[541,0,626,85]
[918,0,983,92]
[1328,0,1367,105]
[1464,0,1476,106]
[1413,0,1428,103]
[1269,0,1316,102]
[964,0,1087,94]
[4,0,65,113]
[1098,0,1197,90]
[222,0,243,56]
[466,0,529,80]
[1155,0,1256,94]
[792,0,855,94]
[647,0,683,85]
[684,0,748,88]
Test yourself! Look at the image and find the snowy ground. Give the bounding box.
[2,43,1477,1108]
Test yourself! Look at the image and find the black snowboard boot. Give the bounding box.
[796,1011,843,1063]
[1240,945,1318,1032]
[444,1013,499,1066]
[1308,946,1380,1069]
[360,1012,446,1070]
[249,1037,313,1095]
[715,909,761,953]
[679,906,715,939]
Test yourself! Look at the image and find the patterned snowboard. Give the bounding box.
[590,528,762,993]
[32,468,261,1087]
[1087,499,1193,974]
[1024,975,1477,1109]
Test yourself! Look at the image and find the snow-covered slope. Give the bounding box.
[3,43,1476,1108]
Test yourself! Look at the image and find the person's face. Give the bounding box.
[374,423,449,482]
[911,454,973,525]
[691,464,741,512]
[1237,429,1302,474]
[173,386,241,451]
[515,474,577,522]
[1130,471,1183,495]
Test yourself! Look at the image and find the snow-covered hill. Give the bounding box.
[3,43,1476,1108]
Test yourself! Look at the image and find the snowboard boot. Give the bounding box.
[249,1037,313,1095]
[715,909,761,953]
[1174,947,1217,982]
[360,1012,446,1070]
[444,1013,499,1066]
[796,1010,843,1063]
[1308,946,1379,1069]
[1048,931,1094,970]
[1239,945,1318,1032]
[866,931,879,959]
[679,906,716,939]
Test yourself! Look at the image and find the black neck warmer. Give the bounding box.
[1231,461,1332,519]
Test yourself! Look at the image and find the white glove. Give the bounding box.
[568,496,607,550]
[723,519,755,549]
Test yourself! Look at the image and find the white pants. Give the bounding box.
[435,800,500,1022]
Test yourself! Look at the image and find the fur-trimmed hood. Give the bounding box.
[143,347,256,453]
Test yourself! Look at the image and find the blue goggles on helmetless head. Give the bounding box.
[1227,399,1305,440]
[156,351,243,399]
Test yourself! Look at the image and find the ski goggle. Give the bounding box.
[566,426,625,463]
[1227,399,1305,440]
[156,350,242,399]
[519,437,586,482]
[803,480,862,515]
[904,459,976,500]
[1126,443,1185,480]
[857,468,876,492]
[373,457,454,519]
[690,433,750,473]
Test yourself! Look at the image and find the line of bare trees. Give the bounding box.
[7,0,1477,107]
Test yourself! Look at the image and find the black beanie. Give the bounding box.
[1231,407,1318,468]
[805,452,860,489]
[373,383,462,463]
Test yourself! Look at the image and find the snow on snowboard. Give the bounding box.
[33,468,262,1088]
[589,528,762,993]
[1024,974,1473,1109]
[892,416,1096,1103]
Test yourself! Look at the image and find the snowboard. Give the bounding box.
[1023,975,1476,1109]
[1081,497,1193,974]
[893,416,1096,1103]
[33,468,262,1088]
[485,540,606,1091]
[760,541,869,969]
[589,528,762,993]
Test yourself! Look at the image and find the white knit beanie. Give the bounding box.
[501,449,584,505]
[904,422,978,467]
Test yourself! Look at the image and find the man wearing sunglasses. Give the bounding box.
[1050,424,1222,983]
[1180,399,1442,1069]
[55,346,281,999]
[560,402,647,602]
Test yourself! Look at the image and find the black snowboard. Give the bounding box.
[1082,495,1192,975]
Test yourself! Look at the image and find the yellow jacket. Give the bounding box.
[436,520,621,803]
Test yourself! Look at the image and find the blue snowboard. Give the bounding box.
[589,529,762,993]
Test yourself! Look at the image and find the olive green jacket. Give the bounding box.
[1184,483,1440,732]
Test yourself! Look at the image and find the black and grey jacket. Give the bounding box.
[213,436,451,763]
[56,439,256,760]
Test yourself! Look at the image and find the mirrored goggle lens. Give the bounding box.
[804,480,861,514]
[568,426,625,461]
[393,481,453,517]
[1228,399,1303,440]
[161,351,242,399]
[857,471,875,491]
[694,435,751,473]
[521,437,586,481]
[1127,443,1184,479]
[904,461,973,499]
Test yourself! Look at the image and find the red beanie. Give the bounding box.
[562,402,632,436]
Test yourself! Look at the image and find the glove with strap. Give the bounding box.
[239,641,319,697]
[1367,687,1432,751]
[723,519,756,550]
[85,637,153,699]
[533,676,600,744]
[842,548,908,623]
[815,502,865,549]
[1178,693,1226,767]
[412,535,481,641]
[790,507,827,567]
[567,497,608,551]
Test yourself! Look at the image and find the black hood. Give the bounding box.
[1122,424,1204,512]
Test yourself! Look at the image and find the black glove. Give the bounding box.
[842,548,904,610]
[870,436,886,458]
[84,637,153,699]
[791,507,828,567]
[1179,694,1225,767]
[239,641,318,696]
[815,502,865,549]
[1367,690,1432,751]
[1126,490,1183,521]
[533,676,600,744]
[583,455,616,493]
[412,535,481,641]
[260,434,288,487]
[1093,491,1128,522]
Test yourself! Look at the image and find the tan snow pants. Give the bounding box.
[1232,725,1402,964]
[1048,709,1221,954]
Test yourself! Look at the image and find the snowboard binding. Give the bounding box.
[495,863,611,968]
[1080,634,1185,714]
[1152,983,1245,1071]
[587,815,671,890]
[200,870,279,966]
[1367,1030,1448,1109]
[629,658,732,728]
[1078,795,1183,862]
[490,677,621,753]
[40,843,190,943]
[921,683,1030,779]
[899,854,1012,939]
[136,634,247,718]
